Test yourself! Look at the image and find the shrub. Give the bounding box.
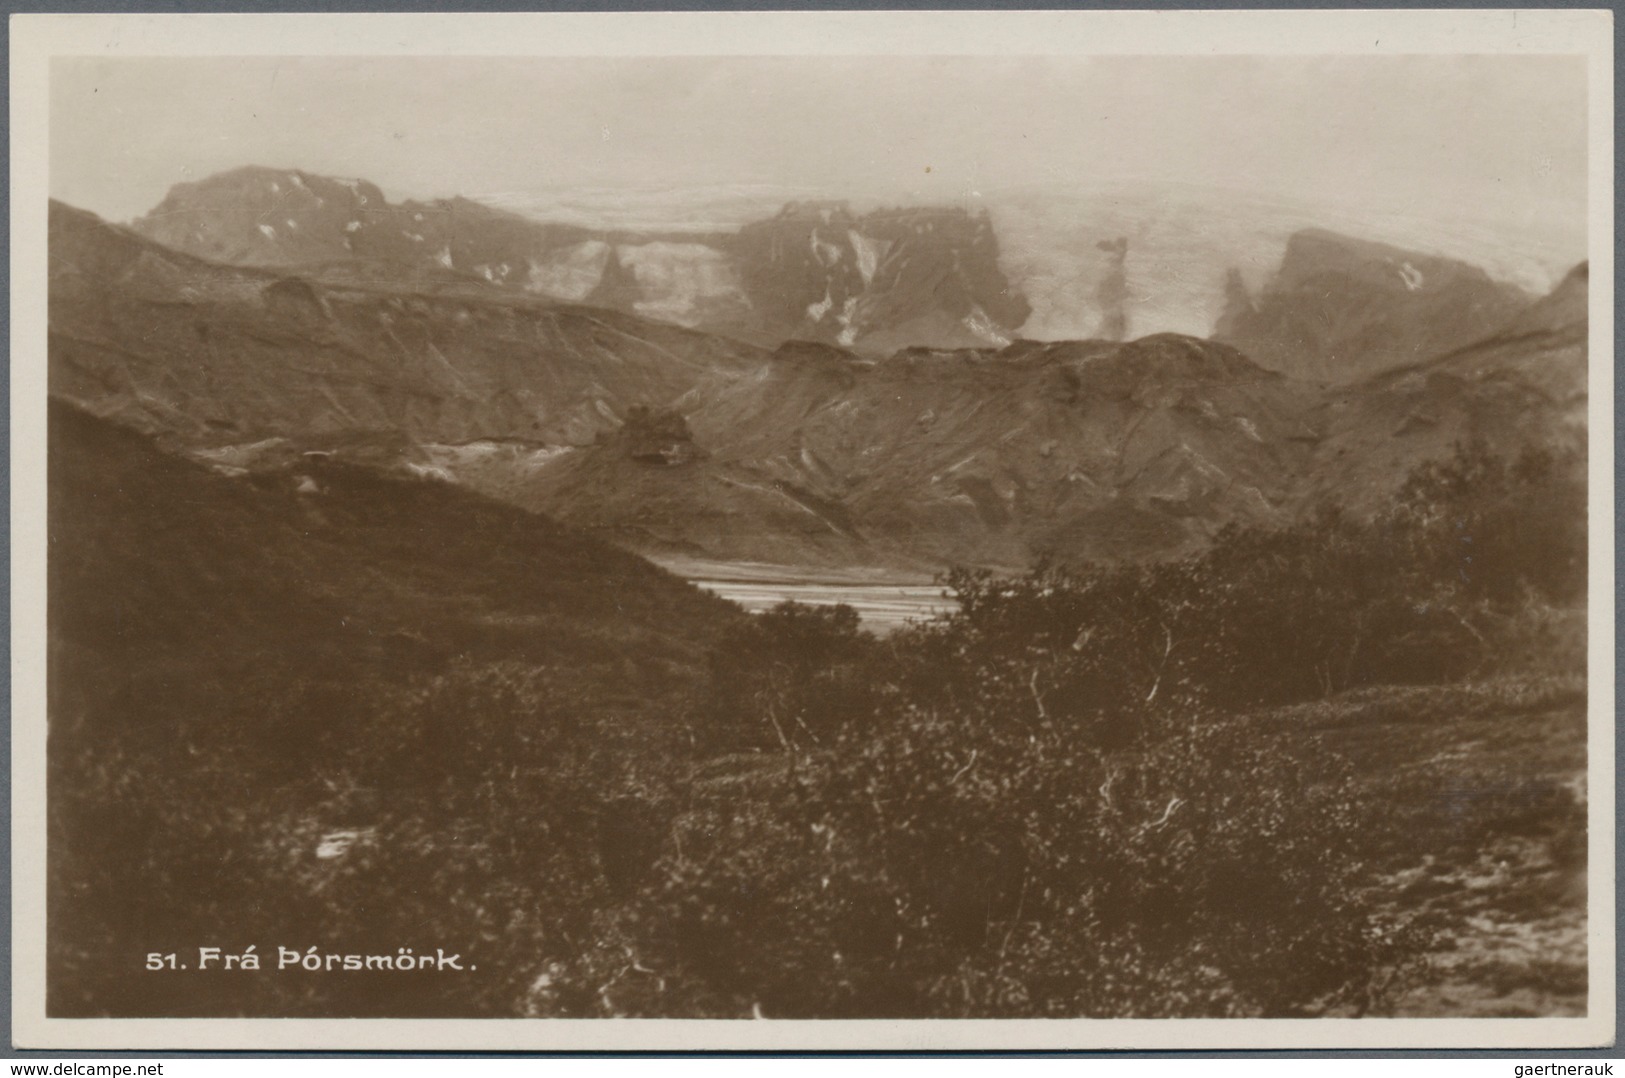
[636,700,1429,1017]
[703,601,878,752]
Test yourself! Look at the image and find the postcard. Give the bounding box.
[10,8,1614,1051]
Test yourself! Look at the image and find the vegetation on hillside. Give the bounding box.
[49,408,1586,1018]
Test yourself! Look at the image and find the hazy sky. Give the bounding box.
[52,54,1587,239]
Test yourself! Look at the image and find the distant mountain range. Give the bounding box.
[129,166,1030,355]
[50,192,1587,572]
[126,166,1577,385]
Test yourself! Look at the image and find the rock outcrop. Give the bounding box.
[731,201,1030,351]
[1213,228,1532,383]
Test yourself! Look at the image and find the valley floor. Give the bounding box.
[659,558,955,634]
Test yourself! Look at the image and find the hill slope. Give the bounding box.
[49,397,741,711]
[48,397,747,1016]
[1303,261,1588,515]
[505,334,1322,568]
[51,199,766,447]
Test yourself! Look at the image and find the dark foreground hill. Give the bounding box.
[49,397,740,740]
[49,399,744,1015]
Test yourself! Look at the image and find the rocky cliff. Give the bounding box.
[730,201,1030,351]
[1213,228,1533,383]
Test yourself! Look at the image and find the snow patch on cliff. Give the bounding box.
[961,303,1012,347]
[848,230,886,286]
[835,297,860,346]
[807,288,834,323]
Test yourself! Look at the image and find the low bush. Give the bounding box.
[633,704,1430,1017]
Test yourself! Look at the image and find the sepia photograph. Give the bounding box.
[10,9,1614,1052]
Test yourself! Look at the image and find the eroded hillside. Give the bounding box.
[51,199,1588,573]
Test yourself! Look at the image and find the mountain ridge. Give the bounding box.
[51,198,768,448]
[1213,227,1534,383]
[129,166,1031,355]
[52,197,1586,572]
